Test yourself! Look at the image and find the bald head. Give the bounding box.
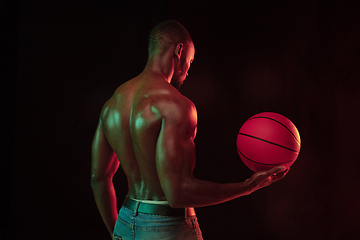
[148,20,193,59]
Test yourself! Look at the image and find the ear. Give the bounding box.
[175,43,183,60]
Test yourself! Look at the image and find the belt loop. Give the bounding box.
[133,201,140,217]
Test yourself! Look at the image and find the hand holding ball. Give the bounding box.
[236,112,301,172]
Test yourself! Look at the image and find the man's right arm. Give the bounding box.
[155,99,288,208]
[91,117,120,236]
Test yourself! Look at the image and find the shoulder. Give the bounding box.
[100,79,136,120]
[157,88,195,114]
[151,89,197,141]
[99,95,116,122]
[152,90,197,128]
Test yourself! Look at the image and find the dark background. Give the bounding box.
[4,0,360,239]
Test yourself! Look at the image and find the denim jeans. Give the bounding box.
[113,206,203,240]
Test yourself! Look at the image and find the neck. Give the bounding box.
[144,51,175,83]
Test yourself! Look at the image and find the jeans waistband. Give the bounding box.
[122,196,187,217]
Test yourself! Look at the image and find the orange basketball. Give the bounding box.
[236,112,301,172]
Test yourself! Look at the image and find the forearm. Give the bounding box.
[91,178,118,236]
[157,104,286,208]
[166,176,253,208]
[158,139,254,208]
[166,166,286,208]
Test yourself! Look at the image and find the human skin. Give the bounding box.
[91,40,288,236]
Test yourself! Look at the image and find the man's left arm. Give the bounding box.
[91,118,120,237]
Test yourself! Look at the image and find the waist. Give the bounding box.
[122,196,195,217]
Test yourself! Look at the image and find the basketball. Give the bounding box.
[236,112,301,172]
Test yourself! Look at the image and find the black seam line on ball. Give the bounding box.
[238,132,298,152]
[248,116,300,145]
[237,146,295,165]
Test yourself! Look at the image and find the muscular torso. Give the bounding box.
[100,73,195,201]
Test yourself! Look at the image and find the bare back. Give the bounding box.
[100,72,195,201]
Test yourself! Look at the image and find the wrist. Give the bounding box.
[242,178,255,195]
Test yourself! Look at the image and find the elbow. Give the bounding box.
[168,199,185,209]
[162,176,198,208]
[168,195,192,209]
[161,186,182,208]
[90,174,109,189]
[90,176,99,189]
[165,185,191,208]
[167,198,182,209]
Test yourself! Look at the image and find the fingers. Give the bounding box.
[268,166,289,182]
[250,166,289,190]
[257,166,288,181]
[269,166,287,175]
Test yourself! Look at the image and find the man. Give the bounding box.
[91,20,288,240]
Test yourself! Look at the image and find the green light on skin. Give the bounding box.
[134,106,161,131]
[135,116,145,129]
[106,111,120,128]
